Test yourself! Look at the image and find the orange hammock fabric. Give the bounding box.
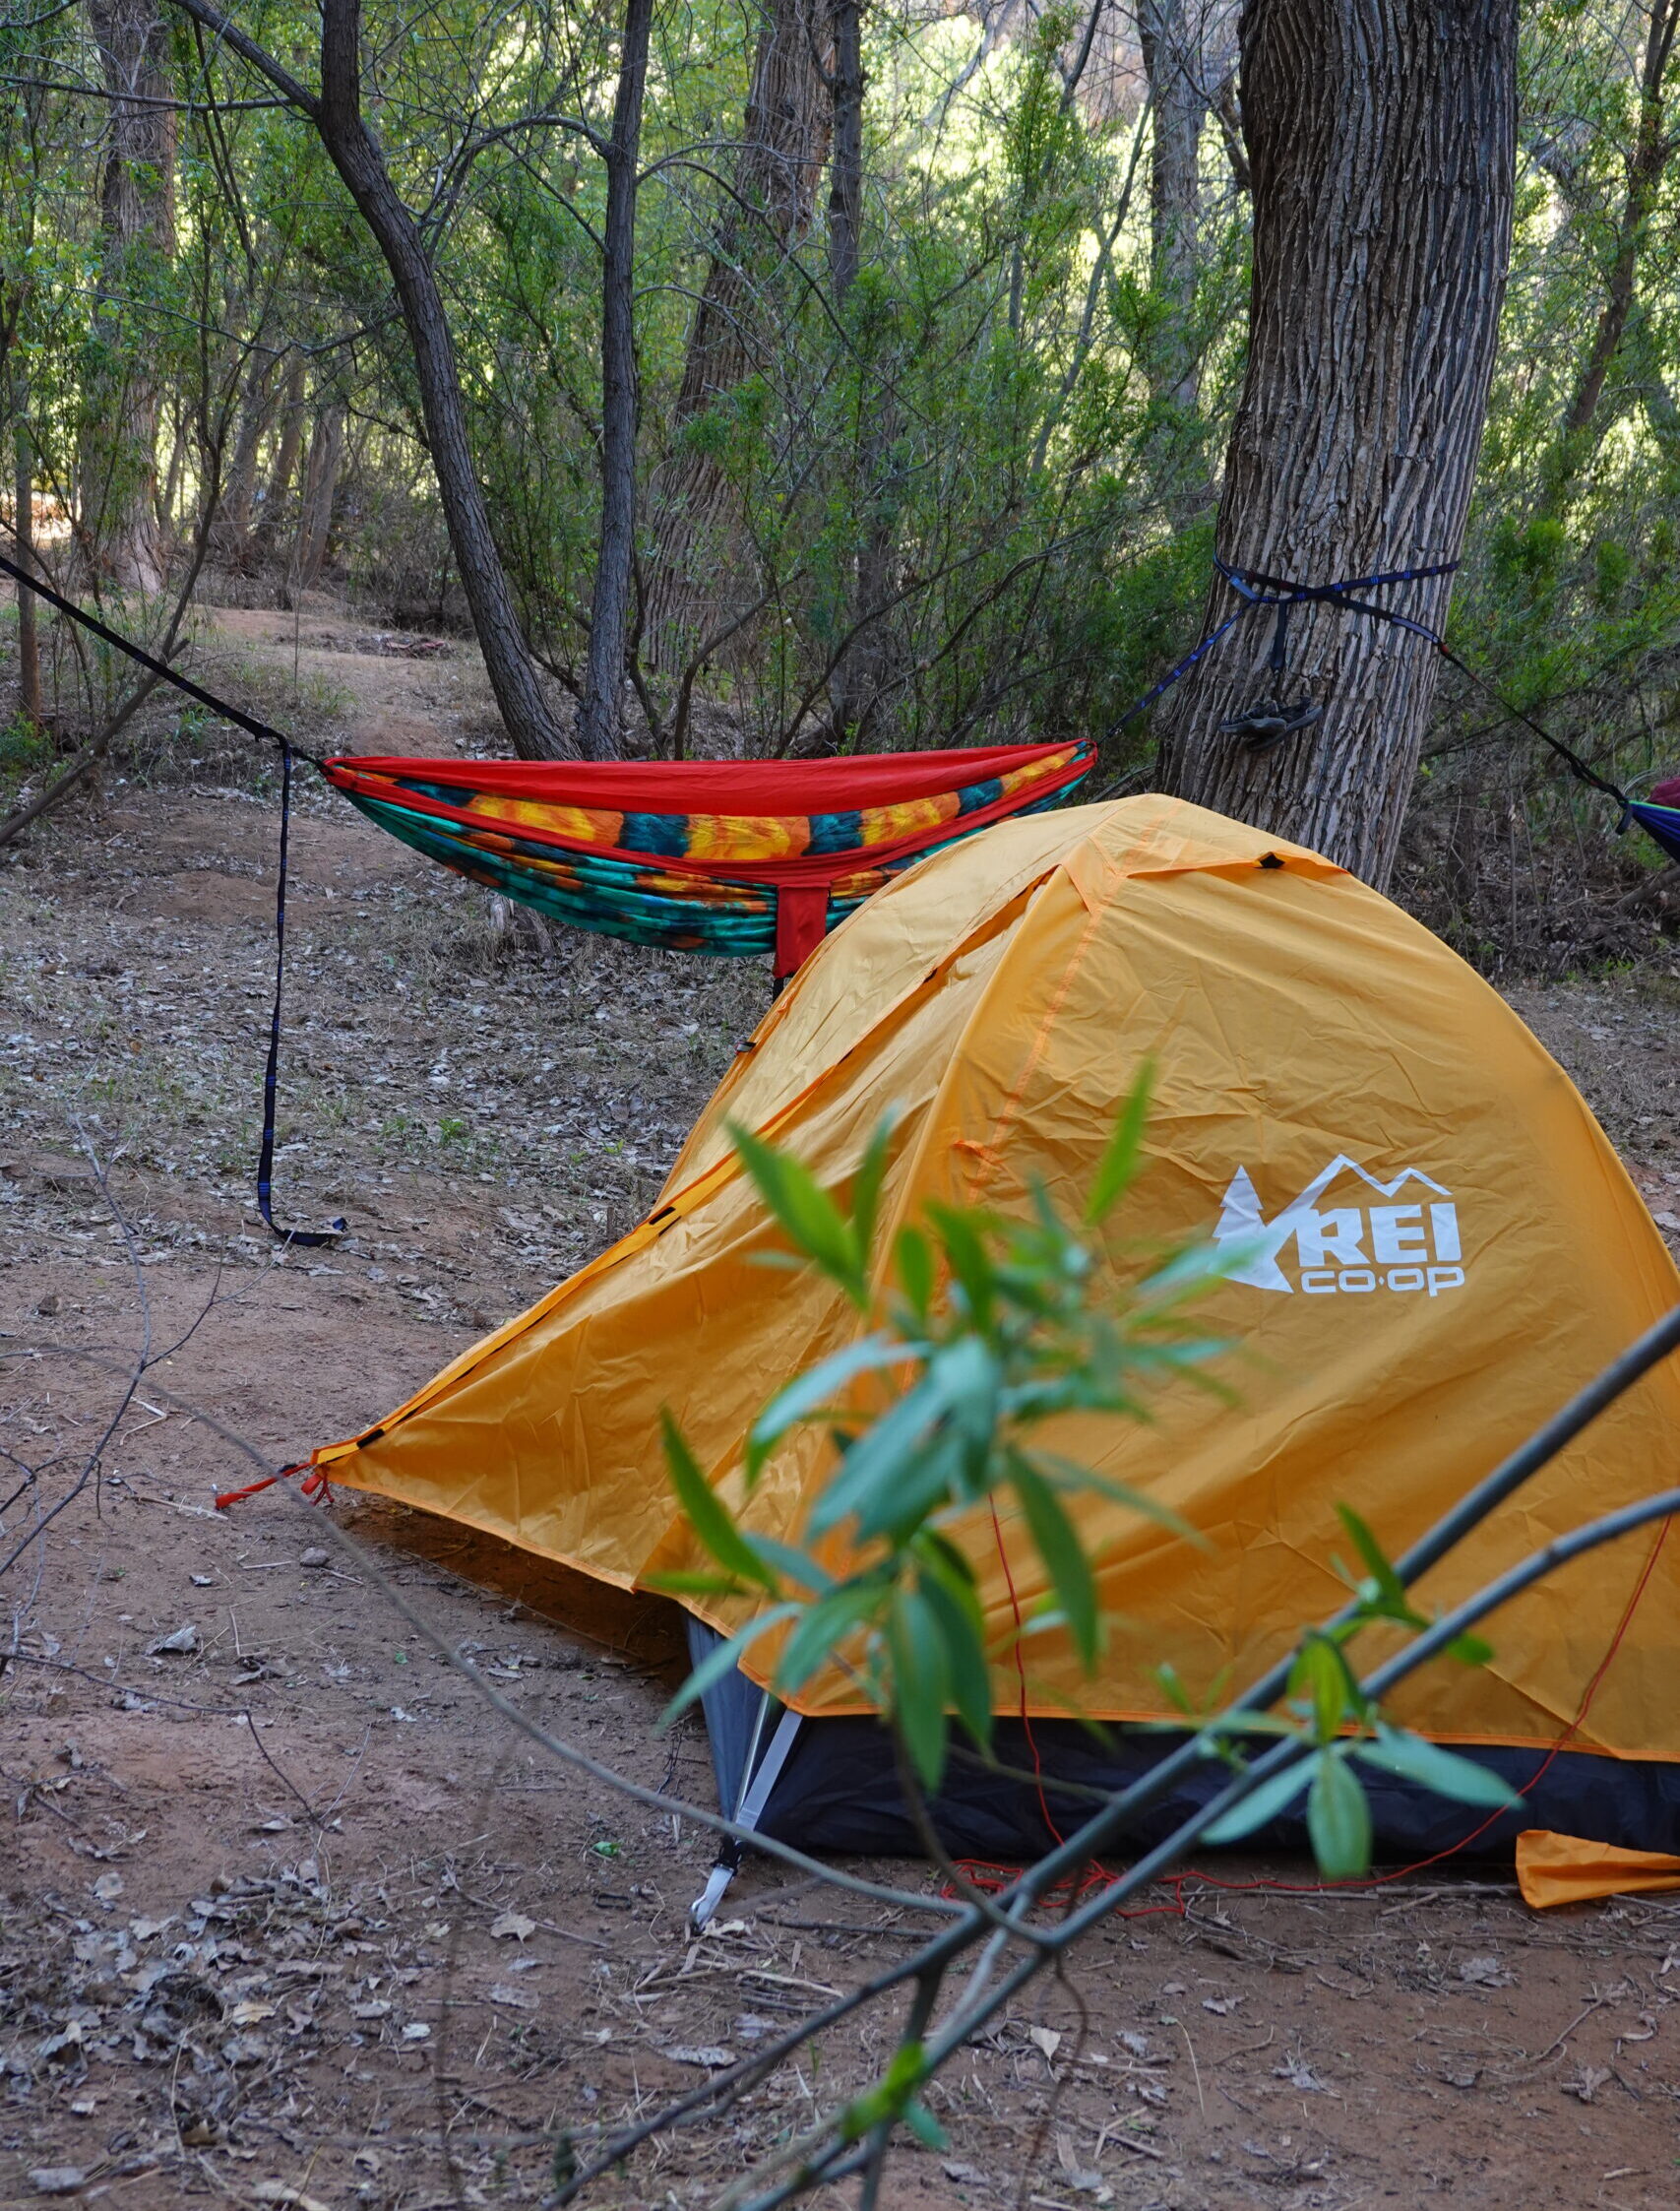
[323,740,1095,976]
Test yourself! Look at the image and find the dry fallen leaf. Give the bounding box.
[1565,2064,1611,2104]
[91,1872,124,1904]
[1459,1955,1514,1989]
[1029,2025,1063,2062]
[488,1984,539,2011]
[252,2183,333,2211]
[490,1911,535,1942]
[227,2000,277,2027]
[664,2044,732,2069]
[149,1624,200,1655]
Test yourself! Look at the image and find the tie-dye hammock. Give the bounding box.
[323,740,1096,978]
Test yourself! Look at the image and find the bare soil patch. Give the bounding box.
[4,611,1680,2209]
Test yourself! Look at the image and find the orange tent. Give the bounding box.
[307,795,1680,1863]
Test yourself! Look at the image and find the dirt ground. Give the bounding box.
[4,608,1680,2211]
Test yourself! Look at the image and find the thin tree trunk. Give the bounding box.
[263,353,307,532]
[643,0,834,677]
[828,0,862,305]
[1548,0,1680,491]
[79,0,176,596]
[826,0,893,744]
[1155,0,1517,892]
[313,0,573,758]
[214,361,277,567]
[14,414,40,726]
[1137,0,1208,413]
[579,0,653,761]
[293,403,344,593]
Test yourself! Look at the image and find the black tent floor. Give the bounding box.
[755,1718,1680,1864]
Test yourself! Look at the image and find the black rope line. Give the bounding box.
[0,545,325,767]
[0,543,340,1246]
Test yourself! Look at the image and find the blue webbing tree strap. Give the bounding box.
[1105,553,1640,821]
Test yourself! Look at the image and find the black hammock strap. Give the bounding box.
[0,540,1665,1249]
[0,543,341,1247]
[1103,552,1637,818]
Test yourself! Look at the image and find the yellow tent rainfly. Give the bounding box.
[304,794,1680,1871]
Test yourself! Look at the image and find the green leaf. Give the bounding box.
[742,1535,835,1595]
[1291,1634,1355,1742]
[661,1410,778,1593]
[1086,1060,1154,1225]
[1447,1631,1495,1666]
[660,1605,802,1726]
[746,1334,910,1480]
[894,1225,935,1324]
[915,1561,994,1749]
[850,1110,899,1275]
[774,1581,884,1694]
[1306,1749,1373,1880]
[923,1199,996,1329]
[903,2097,949,2150]
[1334,1503,1407,1610]
[1202,1758,1312,1843]
[728,1121,863,1300]
[887,1586,953,1790]
[1011,1455,1100,1671]
[1352,1726,1521,1809]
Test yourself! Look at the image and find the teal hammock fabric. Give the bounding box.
[323,741,1096,977]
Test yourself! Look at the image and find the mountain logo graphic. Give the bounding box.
[1212,1156,1465,1297]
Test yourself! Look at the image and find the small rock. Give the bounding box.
[299,1547,330,1568]
[29,2172,87,2198]
[91,1872,124,1905]
[663,2044,732,2069]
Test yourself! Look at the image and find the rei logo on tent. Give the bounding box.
[1211,1156,1465,1298]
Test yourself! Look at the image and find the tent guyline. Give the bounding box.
[2,544,1676,1244]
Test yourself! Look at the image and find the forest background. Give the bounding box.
[1,0,1678,974]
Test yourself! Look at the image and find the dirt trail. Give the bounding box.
[4,610,1680,2210]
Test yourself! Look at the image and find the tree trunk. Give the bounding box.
[825,0,894,744]
[1137,0,1209,413]
[315,0,573,758]
[1155,0,1516,892]
[79,0,176,596]
[643,0,834,677]
[14,413,41,726]
[579,0,653,762]
[262,352,307,536]
[1548,0,1679,492]
[214,361,277,568]
[828,0,863,306]
[292,403,344,593]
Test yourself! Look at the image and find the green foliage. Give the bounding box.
[662,1087,1520,1875]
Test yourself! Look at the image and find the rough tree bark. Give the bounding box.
[80,0,177,595]
[578,0,653,761]
[166,0,575,758]
[1137,0,1209,412]
[643,0,833,676]
[1155,0,1517,890]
